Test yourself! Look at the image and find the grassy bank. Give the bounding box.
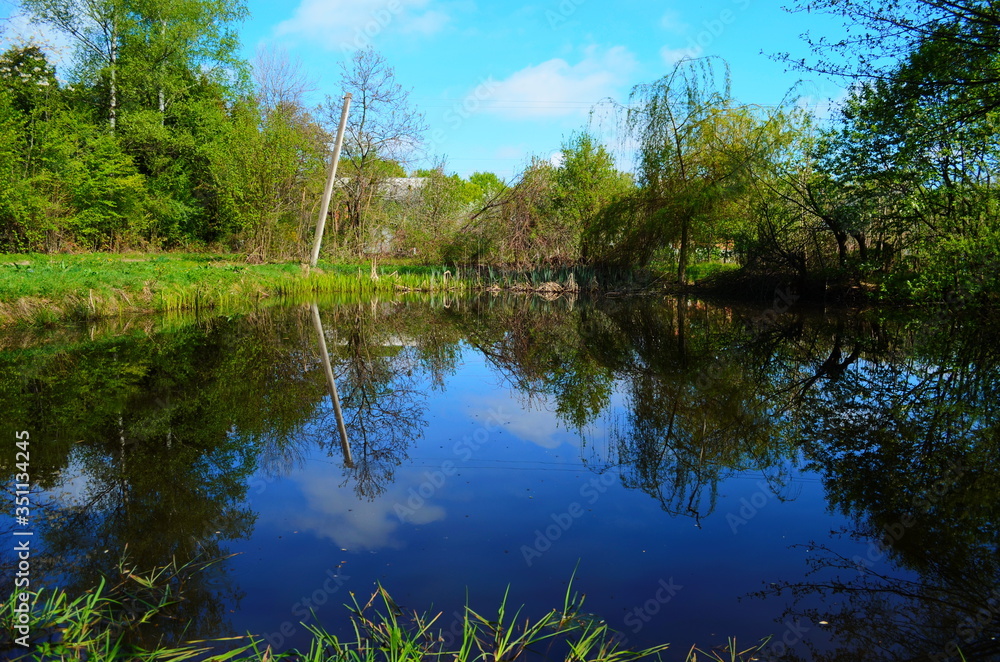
[0,253,679,327]
[0,556,768,662]
[0,255,440,327]
[0,253,478,326]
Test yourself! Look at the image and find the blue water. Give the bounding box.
[229,344,846,656]
[5,296,990,660]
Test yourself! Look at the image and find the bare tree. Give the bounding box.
[323,48,426,254]
[252,44,315,114]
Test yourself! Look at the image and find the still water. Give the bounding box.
[2,293,998,661]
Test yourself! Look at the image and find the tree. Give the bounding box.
[397,163,481,262]
[554,131,632,261]
[593,58,781,278]
[485,157,560,265]
[251,44,314,115]
[324,48,425,254]
[22,0,247,129]
[781,1,1000,100]
[22,0,128,129]
[119,0,248,118]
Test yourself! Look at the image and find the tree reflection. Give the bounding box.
[455,295,799,520]
[602,298,799,521]
[750,311,1000,661]
[2,295,998,658]
[310,301,429,499]
[0,311,328,643]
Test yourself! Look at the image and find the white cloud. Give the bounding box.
[283,465,447,551]
[481,45,637,119]
[398,9,449,34]
[274,0,449,51]
[465,392,576,450]
[659,9,688,32]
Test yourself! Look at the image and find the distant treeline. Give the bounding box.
[1,0,998,303]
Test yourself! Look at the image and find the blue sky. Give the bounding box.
[2,0,849,178]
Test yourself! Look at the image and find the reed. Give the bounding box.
[0,555,779,662]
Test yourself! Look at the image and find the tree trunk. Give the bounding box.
[158,19,166,121]
[676,295,687,357]
[109,25,118,132]
[677,215,690,284]
[835,231,848,268]
[852,231,868,263]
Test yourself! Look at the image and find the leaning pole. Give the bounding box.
[310,93,352,268]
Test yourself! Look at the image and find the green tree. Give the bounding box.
[205,99,326,259]
[594,58,785,278]
[22,0,129,129]
[22,0,247,129]
[120,0,247,117]
[468,171,507,202]
[814,33,1000,301]
[553,131,632,261]
[782,0,1000,119]
[400,164,481,262]
[779,0,1000,301]
[0,45,61,250]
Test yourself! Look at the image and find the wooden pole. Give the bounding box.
[310,303,353,467]
[310,93,352,267]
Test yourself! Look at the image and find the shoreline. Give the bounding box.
[0,252,974,328]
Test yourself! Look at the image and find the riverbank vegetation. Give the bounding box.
[1,0,998,307]
[0,252,682,326]
[1,554,769,661]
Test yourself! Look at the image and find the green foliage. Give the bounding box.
[205,100,326,258]
[686,260,738,283]
[0,0,331,258]
[0,45,58,114]
[461,143,631,266]
[345,157,406,178]
[767,0,1000,301]
[467,170,507,201]
[554,131,632,260]
[2,0,999,305]
[588,58,785,279]
[398,167,480,263]
[62,126,147,248]
[904,226,1000,304]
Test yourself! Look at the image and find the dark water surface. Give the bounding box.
[2,293,999,661]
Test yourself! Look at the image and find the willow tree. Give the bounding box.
[588,58,784,280]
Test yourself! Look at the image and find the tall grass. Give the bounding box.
[1,557,775,662]
[0,253,681,327]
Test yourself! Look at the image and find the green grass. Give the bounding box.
[1,556,772,662]
[684,262,740,284]
[0,252,738,327]
[0,253,484,326]
[0,254,663,327]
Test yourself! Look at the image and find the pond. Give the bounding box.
[1,292,999,661]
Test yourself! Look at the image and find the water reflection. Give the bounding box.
[0,296,997,658]
[310,303,353,468]
[752,310,1000,661]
